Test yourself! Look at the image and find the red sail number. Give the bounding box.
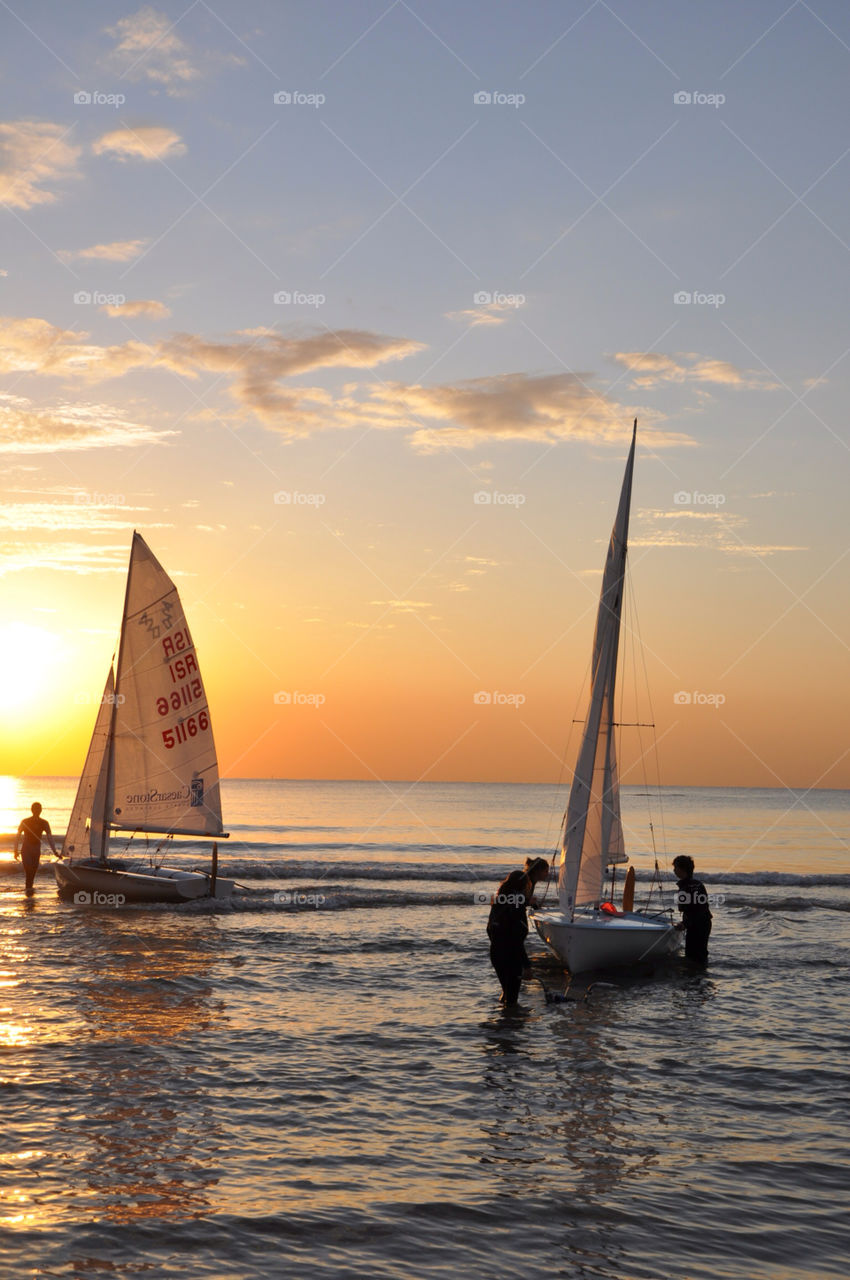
[161,709,210,749]
[156,678,203,716]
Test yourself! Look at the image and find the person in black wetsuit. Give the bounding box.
[487,858,550,1004]
[15,803,58,896]
[672,855,712,963]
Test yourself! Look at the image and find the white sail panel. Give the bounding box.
[559,426,635,913]
[108,532,224,837]
[64,668,115,863]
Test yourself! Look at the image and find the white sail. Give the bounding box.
[558,424,635,914]
[107,532,224,838]
[64,668,115,863]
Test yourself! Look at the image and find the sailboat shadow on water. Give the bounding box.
[55,532,233,905]
[530,422,681,976]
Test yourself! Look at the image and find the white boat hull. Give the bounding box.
[531,907,680,975]
[54,859,233,904]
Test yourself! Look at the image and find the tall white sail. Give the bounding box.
[558,424,635,914]
[107,532,224,838]
[64,668,115,863]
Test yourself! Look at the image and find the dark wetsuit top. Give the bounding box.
[675,876,712,923]
[487,873,532,1002]
[676,874,712,962]
[19,816,50,854]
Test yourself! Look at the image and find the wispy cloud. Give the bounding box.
[93,125,186,162]
[0,496,151,532]
[634,509,806,556]
[0,316,154,379]
[105,6,200,93]
[104,6,244,95]
[446,303,518,328]
[0,393,172,453]
[613,351,778,391]
[362,372,692,451]
[59,238,149,263]
[101,299,171,318]
[0,540,131,576]
[0,121,80,210]
[158,327,426,423]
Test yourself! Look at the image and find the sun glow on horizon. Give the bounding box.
[0,625,62,713]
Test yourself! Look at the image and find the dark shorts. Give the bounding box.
[684,918,712,963]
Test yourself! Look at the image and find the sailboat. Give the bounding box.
[530,422,680,973]
[55,532,233,904]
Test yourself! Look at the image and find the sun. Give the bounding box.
[0,624,62,713]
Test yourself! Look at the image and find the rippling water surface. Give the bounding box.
[1,781,848,1279]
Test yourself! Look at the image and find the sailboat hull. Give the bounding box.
[530,907,680,975]
[54,859,233,904]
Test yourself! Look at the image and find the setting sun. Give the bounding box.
[0,625,61,713]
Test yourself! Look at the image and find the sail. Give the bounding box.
[558,424,635,913]
[107,532,224,837]
[64,668,115,863]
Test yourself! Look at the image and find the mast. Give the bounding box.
[558,421,636,916]
[98,532,137,864]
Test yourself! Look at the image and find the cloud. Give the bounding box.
[93,125,186,162]
[101,299,171,318]
[447,304,516,328]
[634,509,806,556]
[0,121,80,209]
[0,497,151,532]
[0,393,172,453]
[0,540,131,576]
[0,313,701,451]
[157,327,426,426]
[59,239,149,263]
[0,316,154,379]
[105,6,200,93]
[361,372,692,451]
[613,351,777,390]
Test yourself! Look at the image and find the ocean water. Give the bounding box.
[1,780,848,1279]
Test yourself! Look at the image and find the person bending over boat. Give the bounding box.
[672,855,712,963]
[487,858,550,1004]
[15,803,58,897]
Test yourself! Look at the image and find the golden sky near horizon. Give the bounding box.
[1,2,848,788]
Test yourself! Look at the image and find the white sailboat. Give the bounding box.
[55,532,232,904]
[530,422,680,973]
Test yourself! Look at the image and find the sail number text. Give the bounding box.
[161,710,210,749]
[157,678,203,716]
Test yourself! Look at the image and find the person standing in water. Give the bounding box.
[672,855,713,963]
[487,857,550,1005]
[15,803,58,896]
